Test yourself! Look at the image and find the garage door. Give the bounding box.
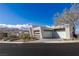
[42,30,53,39]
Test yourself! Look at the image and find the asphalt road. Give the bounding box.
[0,43,79,56]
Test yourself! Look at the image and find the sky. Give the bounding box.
[0,3,71,26]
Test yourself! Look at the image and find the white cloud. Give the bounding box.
[0,24,33,29]
[0,24,52,30]
[45,25,52,28]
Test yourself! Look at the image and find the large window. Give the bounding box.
[34,30,39,32]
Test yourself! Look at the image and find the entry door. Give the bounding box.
[3,33,8,37]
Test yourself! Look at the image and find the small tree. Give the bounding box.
[19,33,30,42]
[19,33,38,42]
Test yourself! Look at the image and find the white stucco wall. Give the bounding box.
[52,29,66,39]
[65,24,73,39]
[56,30,66,39]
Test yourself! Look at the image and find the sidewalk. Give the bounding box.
[0,39,79,43]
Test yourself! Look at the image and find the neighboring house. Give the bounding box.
[0,28,30,38]
[0,28,20,37]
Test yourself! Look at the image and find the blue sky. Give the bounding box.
[0,3,71,26]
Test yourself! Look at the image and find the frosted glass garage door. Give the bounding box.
[43,31,53,38]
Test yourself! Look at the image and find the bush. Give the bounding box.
[19,33,39,42]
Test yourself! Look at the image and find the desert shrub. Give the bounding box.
[19,33,39,42]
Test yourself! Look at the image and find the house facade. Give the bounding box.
[29,24,73,40]
[0,24,73,40]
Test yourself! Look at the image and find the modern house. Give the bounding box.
[29,24,73,40]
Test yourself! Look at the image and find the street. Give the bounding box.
[0,43,79,56]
